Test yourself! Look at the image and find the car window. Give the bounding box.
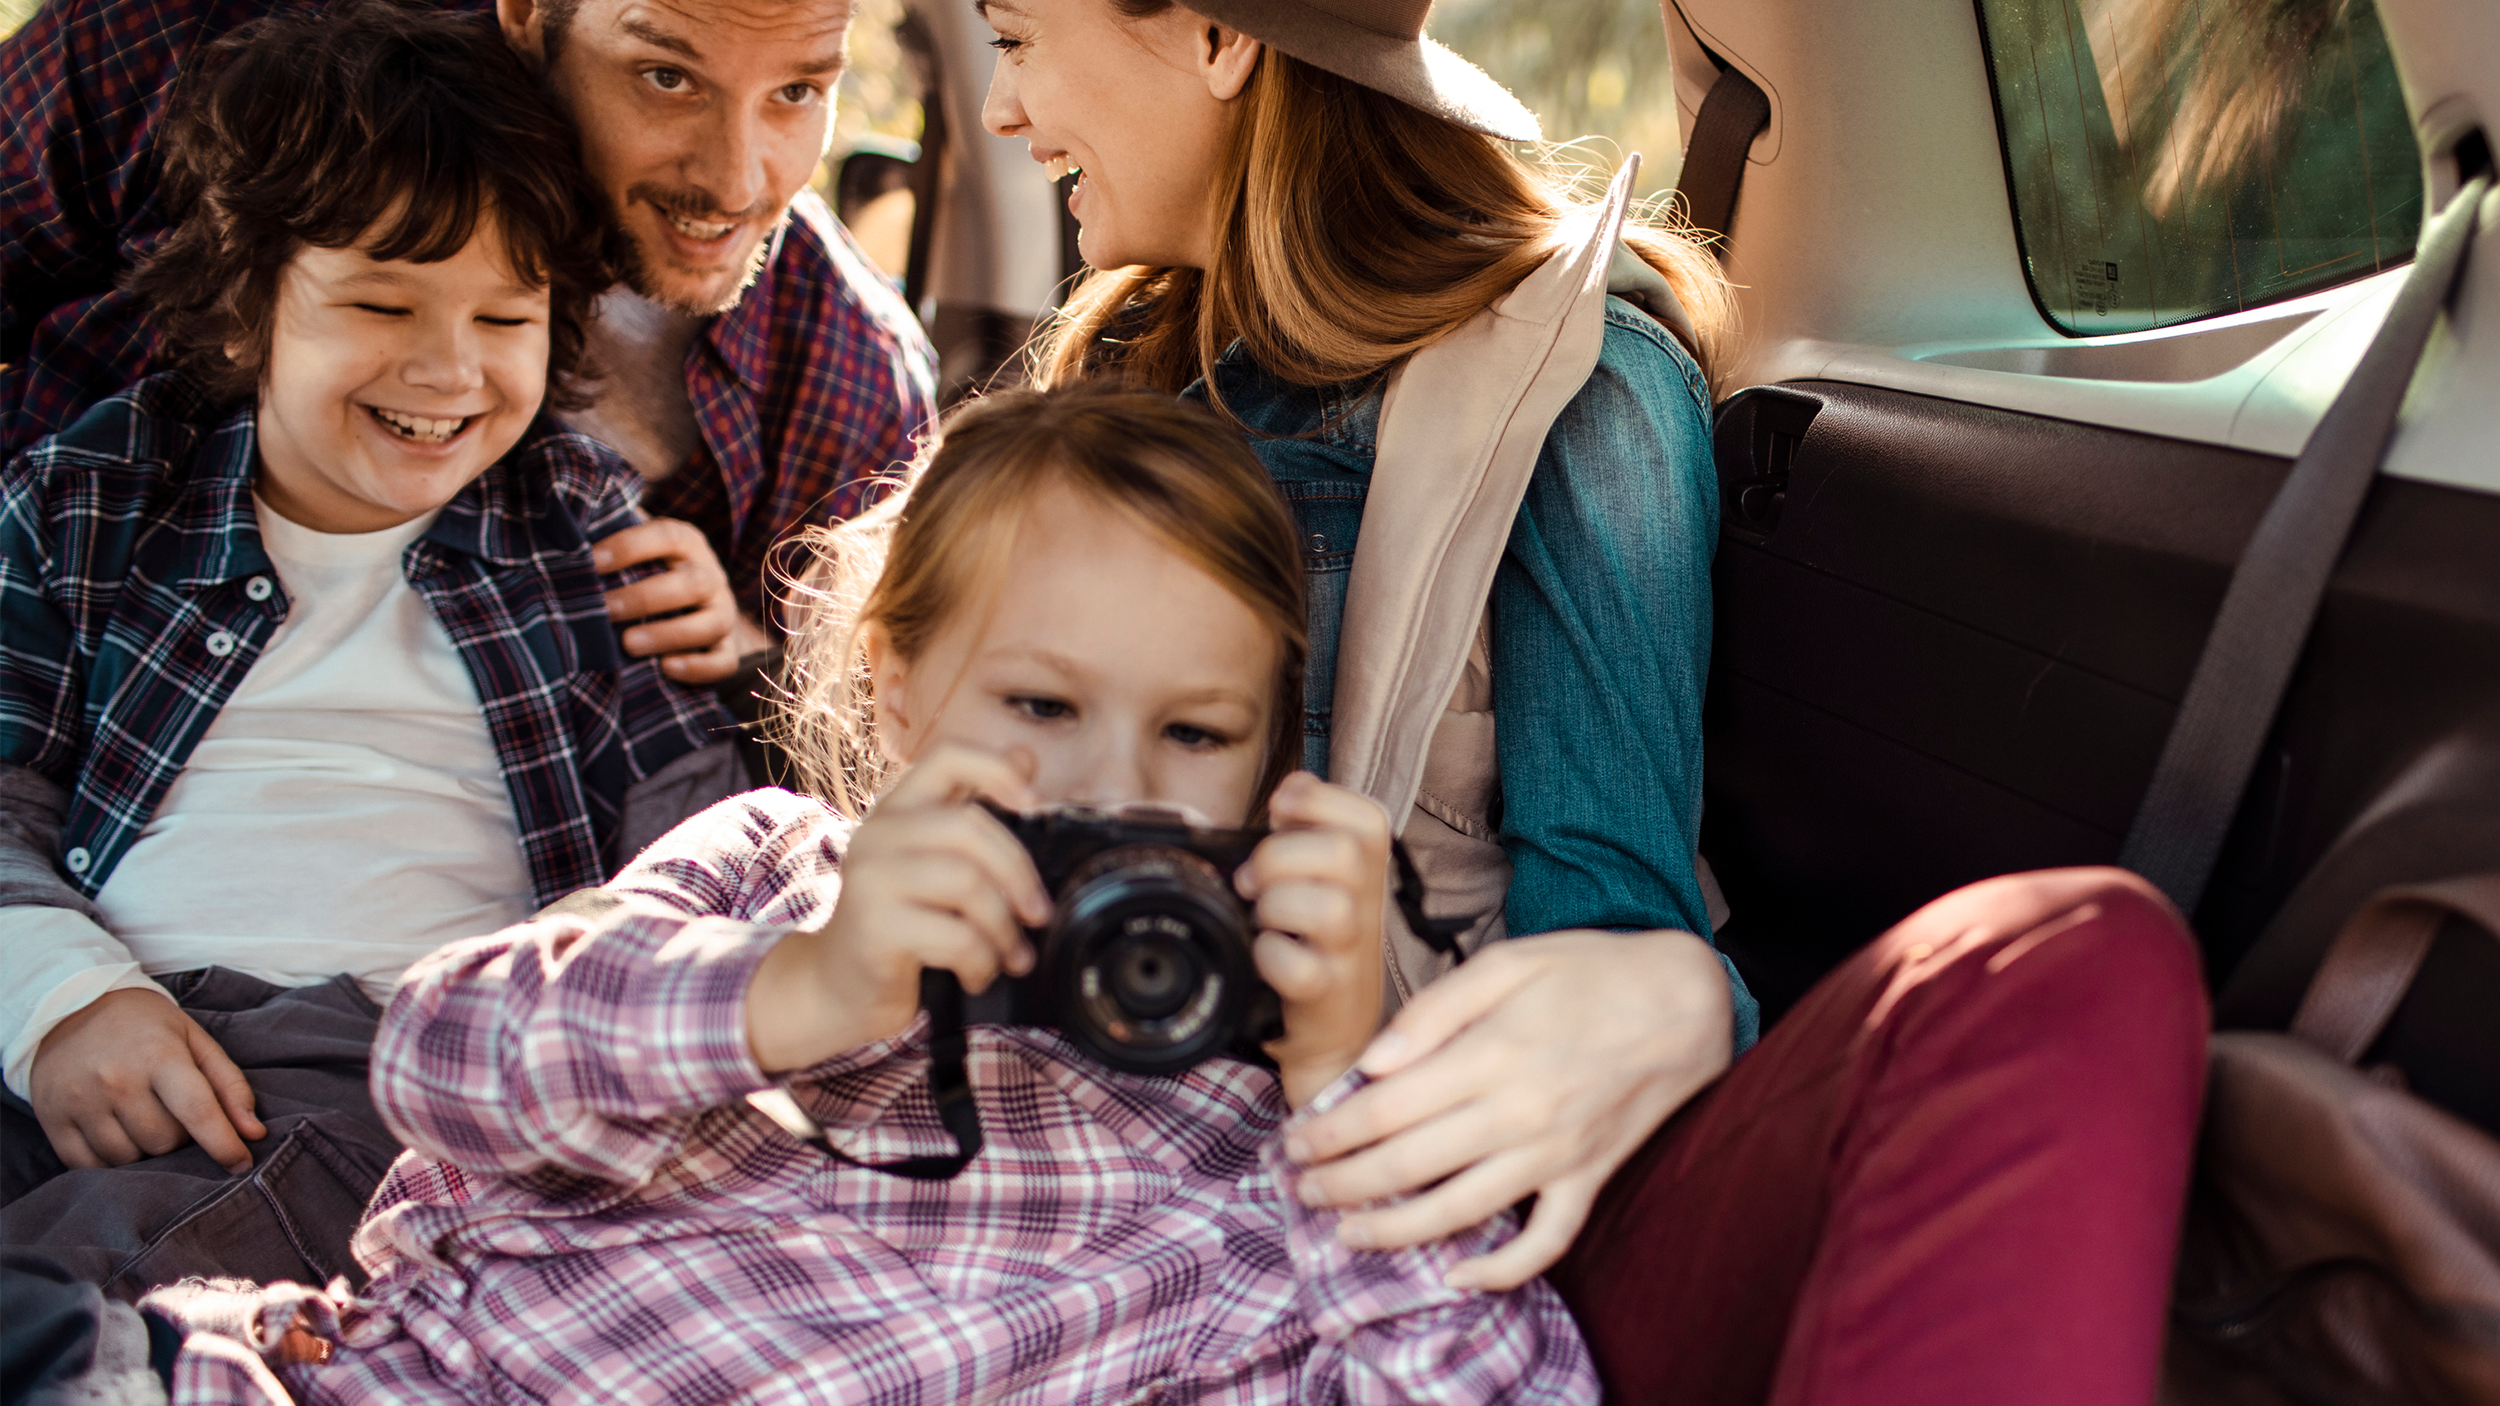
[1971,0,2422,336]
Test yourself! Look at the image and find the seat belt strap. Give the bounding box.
[1674,62,1771,258]
[2120,173,2490,916]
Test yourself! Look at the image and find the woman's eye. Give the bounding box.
[642,67,689,93]
[1009,695,1072,722]
[986,35,1023,53]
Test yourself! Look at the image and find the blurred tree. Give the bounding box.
[1432,0,1686,198]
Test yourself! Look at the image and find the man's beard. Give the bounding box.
[621,182,781,316]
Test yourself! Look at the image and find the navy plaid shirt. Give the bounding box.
[1,0,939,623]
[0,374,735,905]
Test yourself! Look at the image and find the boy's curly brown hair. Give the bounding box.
[124,0,617,409]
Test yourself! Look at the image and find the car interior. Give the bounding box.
[857,0,2500,1138]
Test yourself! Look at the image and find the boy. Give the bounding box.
[0,0,736,1293]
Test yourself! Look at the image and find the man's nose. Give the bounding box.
[401,315,484,395]
[689,103,771,215]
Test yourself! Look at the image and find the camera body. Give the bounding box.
[959,801,1282,1077]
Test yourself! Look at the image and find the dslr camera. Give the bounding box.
[959,801,1281,1076]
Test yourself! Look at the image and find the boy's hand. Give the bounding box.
[593,518,770,685]
[745,746,1052,1074]
[1236,773,1390,1109]
[28,988,265,1173]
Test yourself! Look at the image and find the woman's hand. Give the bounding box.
[1235,773,1389,1109]
[1285,928,1733,1288]
[745,745,1050,1073]
[594,518,772,685]
[29,987,266,1173]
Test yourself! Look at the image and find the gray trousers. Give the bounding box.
[0,968,400,1301]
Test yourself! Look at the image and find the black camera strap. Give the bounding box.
[754,839,1466,1181]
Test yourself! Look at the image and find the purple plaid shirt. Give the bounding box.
[0,373,734,905]
[153,789,1598,1405]
[0,0,938,622]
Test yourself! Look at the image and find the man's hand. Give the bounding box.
[1283,928,1732,1289]
[1235,773,1390,1109]
[28,987,265,1173]
[593,518,772,685]
[745,746,1050,1074]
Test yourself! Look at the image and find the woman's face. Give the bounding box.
[977,0,1258,271]
[870,478,1280,827]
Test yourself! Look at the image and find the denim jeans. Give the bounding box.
[0,968,399,1300]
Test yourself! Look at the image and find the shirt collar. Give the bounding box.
[153,403,273,590]
[698,214,789,393]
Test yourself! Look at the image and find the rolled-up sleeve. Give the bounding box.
[1490,304,1760,1049]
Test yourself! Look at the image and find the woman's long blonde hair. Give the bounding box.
[1031,34,1733,398]
[773,385,1311,818]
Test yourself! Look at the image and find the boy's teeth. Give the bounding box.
[372,408,468,443]
[668,213,736,240]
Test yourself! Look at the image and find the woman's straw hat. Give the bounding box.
[1186,0,1542,142]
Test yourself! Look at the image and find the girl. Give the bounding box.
[982,2,2211,1401]
[134,386,1598,1404]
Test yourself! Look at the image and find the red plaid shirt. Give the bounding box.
[0,0,938,622]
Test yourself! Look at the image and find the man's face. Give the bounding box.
[510,0,852,315]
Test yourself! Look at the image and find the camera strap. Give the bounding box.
[751,840,1465,1181]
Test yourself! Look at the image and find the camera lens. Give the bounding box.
[1044,844,1255,1076]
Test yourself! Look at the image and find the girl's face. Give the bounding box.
[977,0,1259,271]
[870,478,1279,826]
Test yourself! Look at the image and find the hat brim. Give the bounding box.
[1184,0,1543,143]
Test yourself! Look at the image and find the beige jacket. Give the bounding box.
[1329,157,1728,1003]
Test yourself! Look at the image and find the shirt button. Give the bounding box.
[244,575,274,602]
[64,847,91,874]
[205,630,237,657]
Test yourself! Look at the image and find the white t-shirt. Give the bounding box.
[0,498,537,1095]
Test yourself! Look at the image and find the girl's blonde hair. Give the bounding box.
[1031,38,1734,399]
[774,385,1311,818]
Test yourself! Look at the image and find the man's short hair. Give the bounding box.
[124,0,615,409]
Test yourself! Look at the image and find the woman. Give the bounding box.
[982,3,2209,1402]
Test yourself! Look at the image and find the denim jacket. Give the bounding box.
[1191,297,1760,1050]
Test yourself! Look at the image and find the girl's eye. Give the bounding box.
[1009,695,1072,722]
[1163,722,1228,750]
[643,68,689,93]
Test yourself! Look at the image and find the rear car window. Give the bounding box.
[1971,0,2422,336]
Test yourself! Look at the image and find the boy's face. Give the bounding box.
[253,228,552,535]
[509,0,852,316]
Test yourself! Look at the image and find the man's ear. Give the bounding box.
[498,0,549,69]
[1200,23,1260,102]
[861,623,917,766]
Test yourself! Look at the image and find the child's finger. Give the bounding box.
[1265,773,1390,841]
[886,908,1012,994]
[155,1061,253,1173]
[1253,928,1335,1002]
[902,803,1051,930]
[892,850,1033,975]
[1251,879,1359,953]
[885,743,1039,816]
[1238,827,1371,900]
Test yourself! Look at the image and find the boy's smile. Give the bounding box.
[253,228,552,534]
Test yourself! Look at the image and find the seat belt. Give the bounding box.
[1673,59,1771,258]
[2120,171,2490,917]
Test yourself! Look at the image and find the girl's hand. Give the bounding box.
[1284,928,1733,1288]
[1234,772,1390,1108]
[746,745,1051,1073]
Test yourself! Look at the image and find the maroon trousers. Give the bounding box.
[1552,868,2208,1405]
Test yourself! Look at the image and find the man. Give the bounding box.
[0,0,938,684]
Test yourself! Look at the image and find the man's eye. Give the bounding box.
[642,68,689,93]
[777,82,820,105]
[1009,695,1072,721]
